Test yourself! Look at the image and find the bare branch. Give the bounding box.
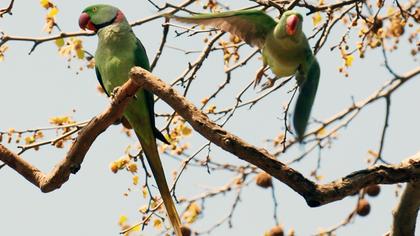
[0,0,15,18]
[0,78,141,192]
[374,95,391,164]
[0,31,94,54]
[150,18,170,71]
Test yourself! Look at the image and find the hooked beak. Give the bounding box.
[79,12,96,31]
[286,15,299,36]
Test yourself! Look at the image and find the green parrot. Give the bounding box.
[79,5,182,235]
[171,10,321,140]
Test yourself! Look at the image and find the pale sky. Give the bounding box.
[0,0,419,235]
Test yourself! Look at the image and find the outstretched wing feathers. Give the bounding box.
[171,10,277,48]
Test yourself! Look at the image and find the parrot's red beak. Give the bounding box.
[286,15,299,36]
[79,12,96,31]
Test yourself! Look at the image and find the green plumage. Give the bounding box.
[80,5,182,236]
[171,10,321,140]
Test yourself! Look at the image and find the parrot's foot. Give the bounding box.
[260,78,276,91]
[254,65,268,88]
[110,86,121,98]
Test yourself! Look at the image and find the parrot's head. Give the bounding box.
[276,11,303,38]
[79,4,126,32]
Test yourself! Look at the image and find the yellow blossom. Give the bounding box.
[139,205,148,214]
[118,215,127,226]
[344,54,354,67]
[312,12,322,26]
[43,16,55,34]
[47,7,59,17]
[181,125,192,136]
[153,219,163,230]
[127,163,138,173]
[24,136,36,145]
[40,0,52,9]
[183,202,201,224]
[132,176,139,185]
[49,116,71,125]
[142,186,148,199]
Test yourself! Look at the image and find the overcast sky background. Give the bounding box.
[0,0,419,235]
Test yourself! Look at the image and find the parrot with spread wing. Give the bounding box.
[170,10,320,140]
[79,5,182,235]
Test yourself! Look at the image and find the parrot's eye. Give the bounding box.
[92,7,97,13]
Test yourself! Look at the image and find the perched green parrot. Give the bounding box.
[79,5,182,235]
[171,10,321,140]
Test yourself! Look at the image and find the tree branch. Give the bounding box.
[0,0,15,18]
[129,66,420,207]
[2,66,420,209]
[0,79,141,192]
[0,31,95,55]
[389,180,420,236]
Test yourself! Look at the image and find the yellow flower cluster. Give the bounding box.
[40,0,59,34]
[182,202,201,224]
[49,115,75,126]
[109,155,132,174]
[159,115,192,155]
[220,36,241,65]
[56,37,85,60]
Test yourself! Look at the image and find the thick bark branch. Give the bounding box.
[0,79,140,192]
[1,66,420,209]
[389,178,420,236]
[129,67,420,207]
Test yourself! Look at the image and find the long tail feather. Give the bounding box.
[136,134,182,236]
[293,58,320,141]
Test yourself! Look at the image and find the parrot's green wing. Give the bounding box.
[171,9,277,48]
[95,66,109,96]
[293,58,320,141]
[94,47,168,143]
[133,38,169,144]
